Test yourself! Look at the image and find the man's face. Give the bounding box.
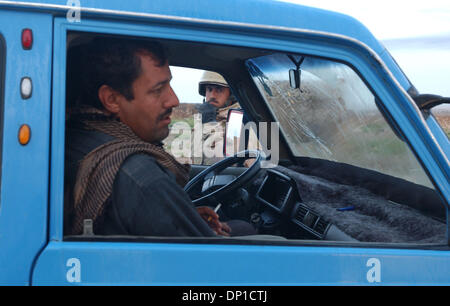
[205,85,231,108]
[115,53,179,143]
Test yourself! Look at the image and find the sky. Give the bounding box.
[171,66,204,103]
[171,0,450,103]
[280,0,450,98]
[279,0,450,40]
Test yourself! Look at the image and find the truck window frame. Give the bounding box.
[0,35,5,200]
[53,17,448,248]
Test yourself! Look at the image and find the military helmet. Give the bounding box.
[198,71,229,96]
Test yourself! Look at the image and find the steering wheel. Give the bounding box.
[184,150,263,205]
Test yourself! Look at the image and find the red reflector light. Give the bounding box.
[22,29,33,50]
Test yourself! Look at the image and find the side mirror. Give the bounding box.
[412,94,450,111]
[224,109,244,157]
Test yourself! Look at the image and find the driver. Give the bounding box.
[64,37,256,237]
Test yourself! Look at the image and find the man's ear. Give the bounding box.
[98,84,121,114]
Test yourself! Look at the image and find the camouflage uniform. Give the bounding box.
[194,70,260,165]
[200,102,241,165]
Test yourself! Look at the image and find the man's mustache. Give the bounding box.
[158,109,172,120]
[207,98,218,104]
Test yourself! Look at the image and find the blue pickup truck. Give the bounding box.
[0,0,448,286]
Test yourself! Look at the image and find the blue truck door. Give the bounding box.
[0,10,53,285]
[31,15,449,286]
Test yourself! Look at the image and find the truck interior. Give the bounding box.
[64,31,448,247]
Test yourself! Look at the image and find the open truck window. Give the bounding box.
[63,33,446,246]
[163,66,230,166]
[164,67,245,166]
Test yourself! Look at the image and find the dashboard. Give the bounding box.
[255,169,332,240]
[195,165,355,241]
[194,159,439,243]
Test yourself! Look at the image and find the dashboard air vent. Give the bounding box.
[295,205,308,222]
[314,218,330,235]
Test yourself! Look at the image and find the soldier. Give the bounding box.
[196,71,241,164]
[198,71,240,122]
[195,71,261,165]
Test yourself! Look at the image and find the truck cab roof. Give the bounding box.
[4,0,413,92]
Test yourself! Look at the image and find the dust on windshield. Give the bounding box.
[247,53,433,188]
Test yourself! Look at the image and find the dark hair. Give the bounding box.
[70,37,167,109]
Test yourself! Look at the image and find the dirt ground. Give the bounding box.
[433,112,450,137]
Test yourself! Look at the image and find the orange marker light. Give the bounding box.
[18,124,31,145]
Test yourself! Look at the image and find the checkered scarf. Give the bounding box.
[69,106,190,235]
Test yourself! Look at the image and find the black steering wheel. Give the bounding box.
[184,150,263,205]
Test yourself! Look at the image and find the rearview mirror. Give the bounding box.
[224,109,244,156]
[289,69,301,89]
[287,54,304,90]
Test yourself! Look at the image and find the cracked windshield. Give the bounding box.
[247,53,433,188]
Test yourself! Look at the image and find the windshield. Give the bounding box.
[247,53,434,188]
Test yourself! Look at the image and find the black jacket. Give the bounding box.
[65,127,216,237]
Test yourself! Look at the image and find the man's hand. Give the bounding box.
[196,206,231,236]
[243,158,256,168]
